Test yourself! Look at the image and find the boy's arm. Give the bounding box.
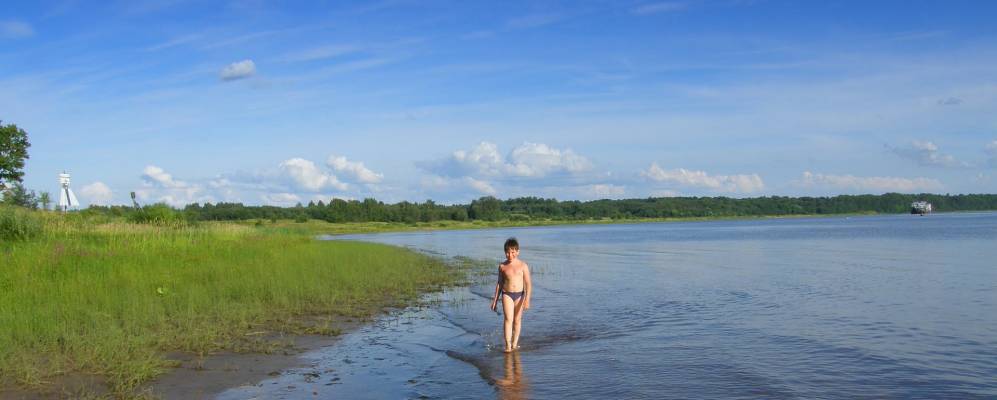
[523,264,532,309]
[490,266,502,311]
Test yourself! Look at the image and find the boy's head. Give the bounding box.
[504,237,519,253]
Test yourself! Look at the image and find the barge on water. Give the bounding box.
[911,201,933,215]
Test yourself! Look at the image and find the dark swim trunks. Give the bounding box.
[502,291,525,301]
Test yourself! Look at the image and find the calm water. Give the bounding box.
[221,212,997,399]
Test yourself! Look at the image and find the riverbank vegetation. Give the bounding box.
[79,193,997,224]
[0,206,460,397]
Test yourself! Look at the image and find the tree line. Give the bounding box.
[74,193,997,223]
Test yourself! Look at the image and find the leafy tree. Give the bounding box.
[38,191,51,210]
[0,121,31,191]
[1,183,39,209]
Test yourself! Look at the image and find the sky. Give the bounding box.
[3,0,997,207]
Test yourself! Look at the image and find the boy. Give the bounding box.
[490,237,532,353]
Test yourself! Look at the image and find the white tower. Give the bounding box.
[58,172,79,212]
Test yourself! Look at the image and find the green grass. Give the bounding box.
[250,212,883,236]
[0,207,459,397]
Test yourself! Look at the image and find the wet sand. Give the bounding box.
[149,329,362,399]
[0,318,368,400]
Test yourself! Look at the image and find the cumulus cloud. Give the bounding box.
[799,171,943,193]
[641,163,765,193]
[986,140,997,167]
[464,177,496,196]
[429,141,593,180]
[326,155,383,183]
[220,59,256,81]
[278,158,347,191]
[888,140,969,168]
[80,182,114,205]
[138,165,209,207]
[632,2,687,15]
[0,20,33,38]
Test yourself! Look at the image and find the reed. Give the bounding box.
[0,207,459,396]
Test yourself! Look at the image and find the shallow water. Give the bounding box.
[220,212,997,399]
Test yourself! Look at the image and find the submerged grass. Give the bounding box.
[0,207,459,397]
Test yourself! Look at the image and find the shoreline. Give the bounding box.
[149,316,370,399]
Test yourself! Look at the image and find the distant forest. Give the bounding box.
[82,193,997,223]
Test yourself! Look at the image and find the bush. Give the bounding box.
[294,213,308,223]
[0,206,43,241]
[127,203,188,226]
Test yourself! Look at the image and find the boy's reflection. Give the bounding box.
[494,351,529,400]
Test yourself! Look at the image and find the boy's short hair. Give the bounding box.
[504,237,519,251]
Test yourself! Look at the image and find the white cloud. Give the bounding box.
[219,59,256,81]
[585,184,626,197]
[889,140,969,168]
[986,140,997,167]
[632,2,687,15]
[508,142,592,177]
[799,171,943,193]
[143,165,185,188]
[641,163,765,193]
[0,20,34,38]
[278,158,348,191]
[80,182,114,205]
[326,155,383,183]
[464,177,496,196]
[261,192,301,206]
[438,141,593,179]
[138,165,210,207]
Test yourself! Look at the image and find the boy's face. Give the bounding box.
[505,247,519,261]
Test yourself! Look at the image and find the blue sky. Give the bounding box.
[3,0,997,206]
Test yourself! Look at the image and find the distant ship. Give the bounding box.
[911,201,932,215]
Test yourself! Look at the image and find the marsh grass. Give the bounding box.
[0,207,459,397]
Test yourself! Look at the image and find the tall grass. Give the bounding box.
[0,207,459,396]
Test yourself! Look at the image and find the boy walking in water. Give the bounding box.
[491,237,532,353]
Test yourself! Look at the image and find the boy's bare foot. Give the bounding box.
[503,347,513,353]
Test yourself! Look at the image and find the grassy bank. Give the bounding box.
[0,207,460,397]
[256,211,882,236]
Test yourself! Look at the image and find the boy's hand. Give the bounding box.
[523,300,530,310]
[490,301,497,312]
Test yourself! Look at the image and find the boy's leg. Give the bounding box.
[511,299,524,349]
[501,294,516,352]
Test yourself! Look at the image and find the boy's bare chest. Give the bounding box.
[500,263,525,278]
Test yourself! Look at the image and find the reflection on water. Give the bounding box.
[494,352,529,400]
[221,212,997,399]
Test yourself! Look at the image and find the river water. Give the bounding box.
[220,212,997,399]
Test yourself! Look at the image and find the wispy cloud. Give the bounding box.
[506,13,563,29]
[986,140,997,168]
[641,163,764,193]
[798,171,943,193]
[277,44,358,63]
[219,59,256,81]
[0,20,34,39]
[145,34,201,51]
[937,97,962,106]
[632,2,687,15]
[888,140,970,168]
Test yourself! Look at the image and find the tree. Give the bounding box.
[39,191,51,210]
[0,121,31,191]
[1,183,38,209]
